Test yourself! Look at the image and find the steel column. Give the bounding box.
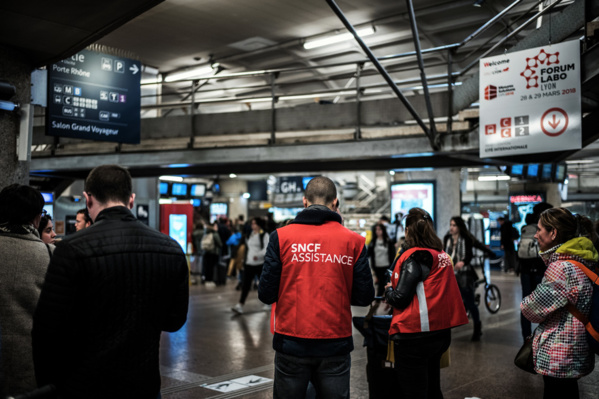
[406,0,438,145]
[325,0,439,151]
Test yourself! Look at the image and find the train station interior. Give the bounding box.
[2,0,599,397]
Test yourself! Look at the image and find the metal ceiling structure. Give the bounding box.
[2,0,598,182]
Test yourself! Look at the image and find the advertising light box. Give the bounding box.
[479,40,581,157]
[47,49,141,144]
[390,181,436,229]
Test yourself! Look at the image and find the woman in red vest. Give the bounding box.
[384,207,468,399]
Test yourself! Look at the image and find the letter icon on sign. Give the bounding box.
[500,117,511,128]
[115,60,125,74]
[501,128,511,138]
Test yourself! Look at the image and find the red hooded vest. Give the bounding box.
[388,247,468,335]
[271,221,365,339]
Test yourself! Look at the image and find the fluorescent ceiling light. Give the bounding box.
[229,173,237,178]
[242,193,251,199]
[303,27,375,50]
[141,76,162,85]
[565,159,594,164]
[478,175,511,181]
[164,65,215,82]
[159,175,183,182]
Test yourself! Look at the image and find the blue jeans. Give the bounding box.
[273,352,350,399]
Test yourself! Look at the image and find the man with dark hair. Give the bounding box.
[32,165,189,399]
[74,208,92,231]
[259,176,374,399]
[0,184,52,396]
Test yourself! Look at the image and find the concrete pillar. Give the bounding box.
[216,179,248,222]
[392,168,461,238]
[0,46,33,188]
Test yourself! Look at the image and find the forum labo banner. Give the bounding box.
[479,40,581,157]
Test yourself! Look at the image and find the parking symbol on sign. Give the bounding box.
[115,60,125,74]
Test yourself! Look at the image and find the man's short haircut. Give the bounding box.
[84,165,132,205]
[0,184,44,225]
[77,208,93,224]
[304,176,337,205]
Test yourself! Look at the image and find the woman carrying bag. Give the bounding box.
[384,208,468,399]
[443,216,482,341]
[368,223,397,297]
[521,207,598,399]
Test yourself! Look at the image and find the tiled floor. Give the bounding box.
[159,268,599,398]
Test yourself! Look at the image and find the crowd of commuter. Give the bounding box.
[1,169,599,399]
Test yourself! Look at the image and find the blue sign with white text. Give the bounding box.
[46,49,141,144]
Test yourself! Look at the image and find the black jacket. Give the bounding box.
[32,206,189,399]
[259,205,374,357]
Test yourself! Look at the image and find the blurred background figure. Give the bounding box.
[37,213,57,245]
[232,217,269,314]
[0,184,53,396]
[497,216,519,273]
[443,216,482,341]
[200,221,223,285]
[368,223,396,297]
[74,208,92,231]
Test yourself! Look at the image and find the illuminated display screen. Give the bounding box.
[171,183,188,196]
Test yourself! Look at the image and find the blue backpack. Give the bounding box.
[566,261,599,355]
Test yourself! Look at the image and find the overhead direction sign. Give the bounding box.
[47,49,141,144]
[479,40,581,157]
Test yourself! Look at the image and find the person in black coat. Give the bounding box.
[32,165,189,399]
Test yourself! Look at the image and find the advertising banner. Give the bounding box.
[479,40,581,157]
[390,181,435,229]
[47,49,141,143]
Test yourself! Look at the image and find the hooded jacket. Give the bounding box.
[259,205,374,357]
[521,237,598,378]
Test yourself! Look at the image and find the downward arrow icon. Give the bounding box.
[548,114,560,129]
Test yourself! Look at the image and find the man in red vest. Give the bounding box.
[259,176,374,399]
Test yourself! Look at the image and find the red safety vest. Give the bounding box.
[271,221,365,339]
[388,247,468,335]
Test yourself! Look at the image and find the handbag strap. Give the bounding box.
[565,260,599,342]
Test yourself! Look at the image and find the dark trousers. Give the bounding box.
[202,252,219,282]
[373,266,389,297]
[393,329,451,399]
[239,264,263,304]
[459,286,480,324]
[543,376,579,399]
[520,268,544,339]
[273,352,350,399]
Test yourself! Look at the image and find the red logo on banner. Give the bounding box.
[520,49,560,89]
[484,85,497,100]
[541,107,569,137]
[485,125,496,135]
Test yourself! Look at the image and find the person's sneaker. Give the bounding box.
[262,304,271,311]
[231,303,244,314]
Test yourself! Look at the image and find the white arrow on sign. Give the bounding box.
[129,64,139,74]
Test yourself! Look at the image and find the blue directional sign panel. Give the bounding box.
[47,49,141,144]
